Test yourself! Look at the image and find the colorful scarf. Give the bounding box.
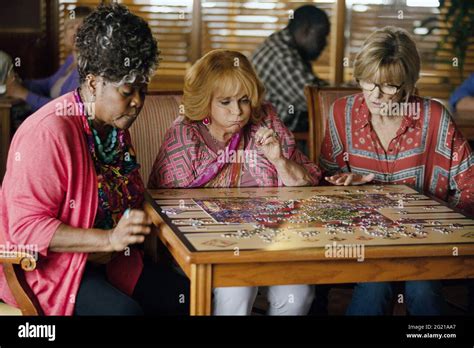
[74,89,145,229]
[189,130,245,188]
[73,90,145,296]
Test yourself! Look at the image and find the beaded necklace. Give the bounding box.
[90,123,119,164]
[74,89,144,229]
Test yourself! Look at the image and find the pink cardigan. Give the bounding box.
[0,92,141,315]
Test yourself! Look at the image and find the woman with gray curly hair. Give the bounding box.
[0,3,189,316]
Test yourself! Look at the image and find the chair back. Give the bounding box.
[305,86,360,164]
[129,91,183,187]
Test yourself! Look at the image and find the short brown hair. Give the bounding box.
[183,49,265,123]
[353,26,420,99]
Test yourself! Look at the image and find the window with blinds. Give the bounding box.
[58,0,335,86]
[57,0,472,97]
[344,0,474,98]
[201,0,335,80]
[58,0,193,85]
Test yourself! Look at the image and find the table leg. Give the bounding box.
[190,264,212,315]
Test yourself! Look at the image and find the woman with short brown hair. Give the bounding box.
[321,26,473,315]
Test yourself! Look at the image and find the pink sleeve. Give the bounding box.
[3,126,67,257]
[148,123,198,188]
[264,103,322,185]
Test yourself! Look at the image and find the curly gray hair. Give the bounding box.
[76,3,159,85]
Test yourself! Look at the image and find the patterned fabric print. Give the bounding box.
[320,93,474,216]
[74,90,145,229]
[251,28,328,131]
[204,134,245,188]
[148,102,321,188]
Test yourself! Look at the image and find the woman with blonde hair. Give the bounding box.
[149,49,321,315]
[320,26,473,315]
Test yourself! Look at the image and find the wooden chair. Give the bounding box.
[293,132,309,153]
[304,85,361,164]
[0,226,42,315]
[129,91,183,263]
[129,91,183,186]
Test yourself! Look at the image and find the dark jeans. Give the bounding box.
[74,259,189,315]
[346,281,444,315]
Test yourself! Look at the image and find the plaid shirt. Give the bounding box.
[251,28,327,132]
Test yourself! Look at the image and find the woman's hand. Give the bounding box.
[325,172,375,186]
[254,126,312,186]
[107,209,152,251]
[255,126,282,164]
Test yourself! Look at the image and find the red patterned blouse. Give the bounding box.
[320,93,474,216]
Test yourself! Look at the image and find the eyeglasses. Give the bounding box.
[357,79,402,96]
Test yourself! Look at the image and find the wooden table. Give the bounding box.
[0,96,22,181]
[453,110,474,142]
[144,185,474,315]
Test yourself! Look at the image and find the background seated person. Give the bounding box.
[251,5,330,134]
[5,6,92,113]
[450,73,474,112]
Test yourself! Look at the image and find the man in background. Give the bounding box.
[251,5,330,134]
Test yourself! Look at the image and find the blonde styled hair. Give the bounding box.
[353,26,420,99]
[183,49,265,123]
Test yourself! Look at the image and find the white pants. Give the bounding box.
[213,285,315,315]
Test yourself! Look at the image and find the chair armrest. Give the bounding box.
[0,251,41,315]
[0,251,37,271]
